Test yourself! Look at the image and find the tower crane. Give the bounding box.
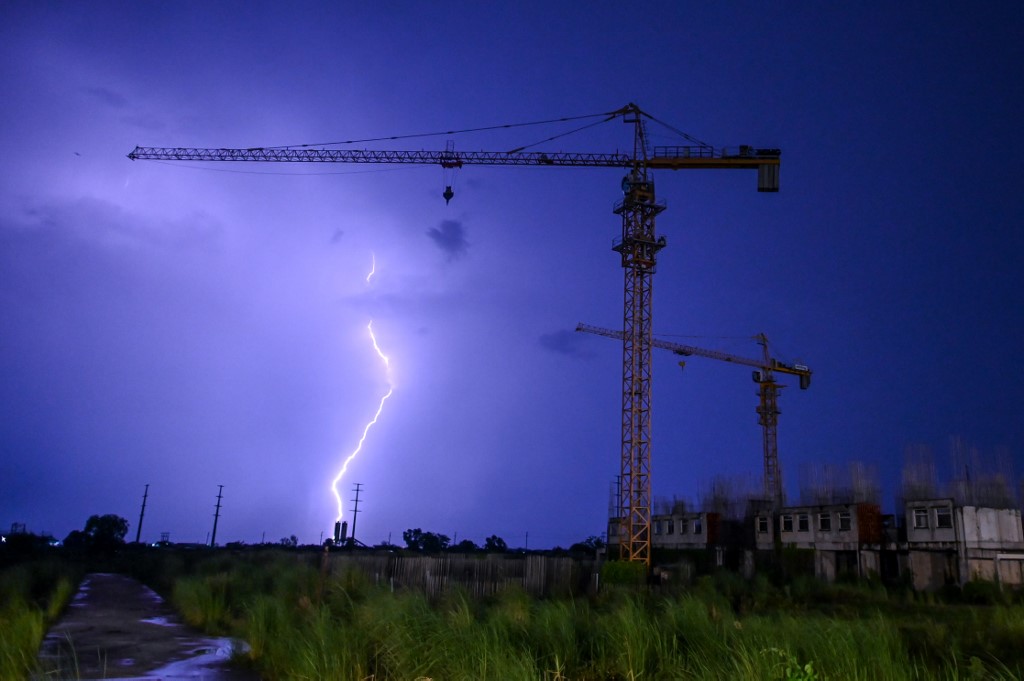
[576,322,810,509]
[128,103,781,565]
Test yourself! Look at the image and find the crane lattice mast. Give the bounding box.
[129,103,780,564]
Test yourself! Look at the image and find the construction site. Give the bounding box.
[127,104,1023,590]
[606,447,1024,591]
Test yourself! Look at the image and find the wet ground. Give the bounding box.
[35,573,260,680]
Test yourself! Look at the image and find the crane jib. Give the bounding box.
[128,147,636,166]
[575,322,809,381]
[127,146,780,175]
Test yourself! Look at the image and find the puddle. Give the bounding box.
[140,615,177,627]
[148,638,250,678]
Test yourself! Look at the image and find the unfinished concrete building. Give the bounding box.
[903,498,1024,590]
[605,497,1024,590]
[752,502,884,581]
[607,510,719,552]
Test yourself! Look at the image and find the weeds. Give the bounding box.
[0,560,79,680]
[5,549,1024,680]
[153,551,1024,680]
[0,606,45,680]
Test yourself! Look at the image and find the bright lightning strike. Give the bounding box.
[369,321,390,369]
[332,258,393,522]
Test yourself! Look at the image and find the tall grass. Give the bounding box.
[153,551,1023,681]
[4,547,1022,680]
[0,560,78,680]
[0,607,45,680]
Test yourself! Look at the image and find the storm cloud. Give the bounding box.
[426,219,468,260]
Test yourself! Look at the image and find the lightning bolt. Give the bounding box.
[332,257,393,522]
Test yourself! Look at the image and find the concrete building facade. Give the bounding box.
[606,497,1024,591]
[903,498,1024,590]
[752,502,884,582]
[607,511,719,551]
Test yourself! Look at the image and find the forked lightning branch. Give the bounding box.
[331,255,393,527]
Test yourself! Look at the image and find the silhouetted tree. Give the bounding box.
[402,528,424,550]
[569,535,605,555]
[483,535,508,552]
[452,538,478,553]
[402,528,450,553]
[279,535,298,547]
[62,530,88,550]
[83,514,129,550]
[421,532,449,553]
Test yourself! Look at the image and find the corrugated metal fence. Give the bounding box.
[327,552,596,599]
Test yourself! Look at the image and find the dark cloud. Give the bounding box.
[426,219,468,260]
[538,329,593,358]
[82,86,128,109]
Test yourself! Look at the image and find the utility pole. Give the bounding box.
[210,485,224,547]
[135,483,149,544]
[350,483,363,546]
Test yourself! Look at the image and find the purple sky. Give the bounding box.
[2,3,1022,548]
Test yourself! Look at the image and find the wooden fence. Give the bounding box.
[326,552,597,599]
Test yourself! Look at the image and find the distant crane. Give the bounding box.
[128,104,780,565]
[576,323,810,508]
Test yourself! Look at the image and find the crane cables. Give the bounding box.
[258,105,716,153]
[640,111,715,152]
[263,109,622,150]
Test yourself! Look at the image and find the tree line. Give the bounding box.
[400,528,604,555]
[3,514,606,557]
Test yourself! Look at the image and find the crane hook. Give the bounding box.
[443,185,454,204]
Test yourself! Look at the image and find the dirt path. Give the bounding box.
[36,573,260,680]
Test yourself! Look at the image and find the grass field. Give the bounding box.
[3,548,1023,680]
[161,550,1024,680]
